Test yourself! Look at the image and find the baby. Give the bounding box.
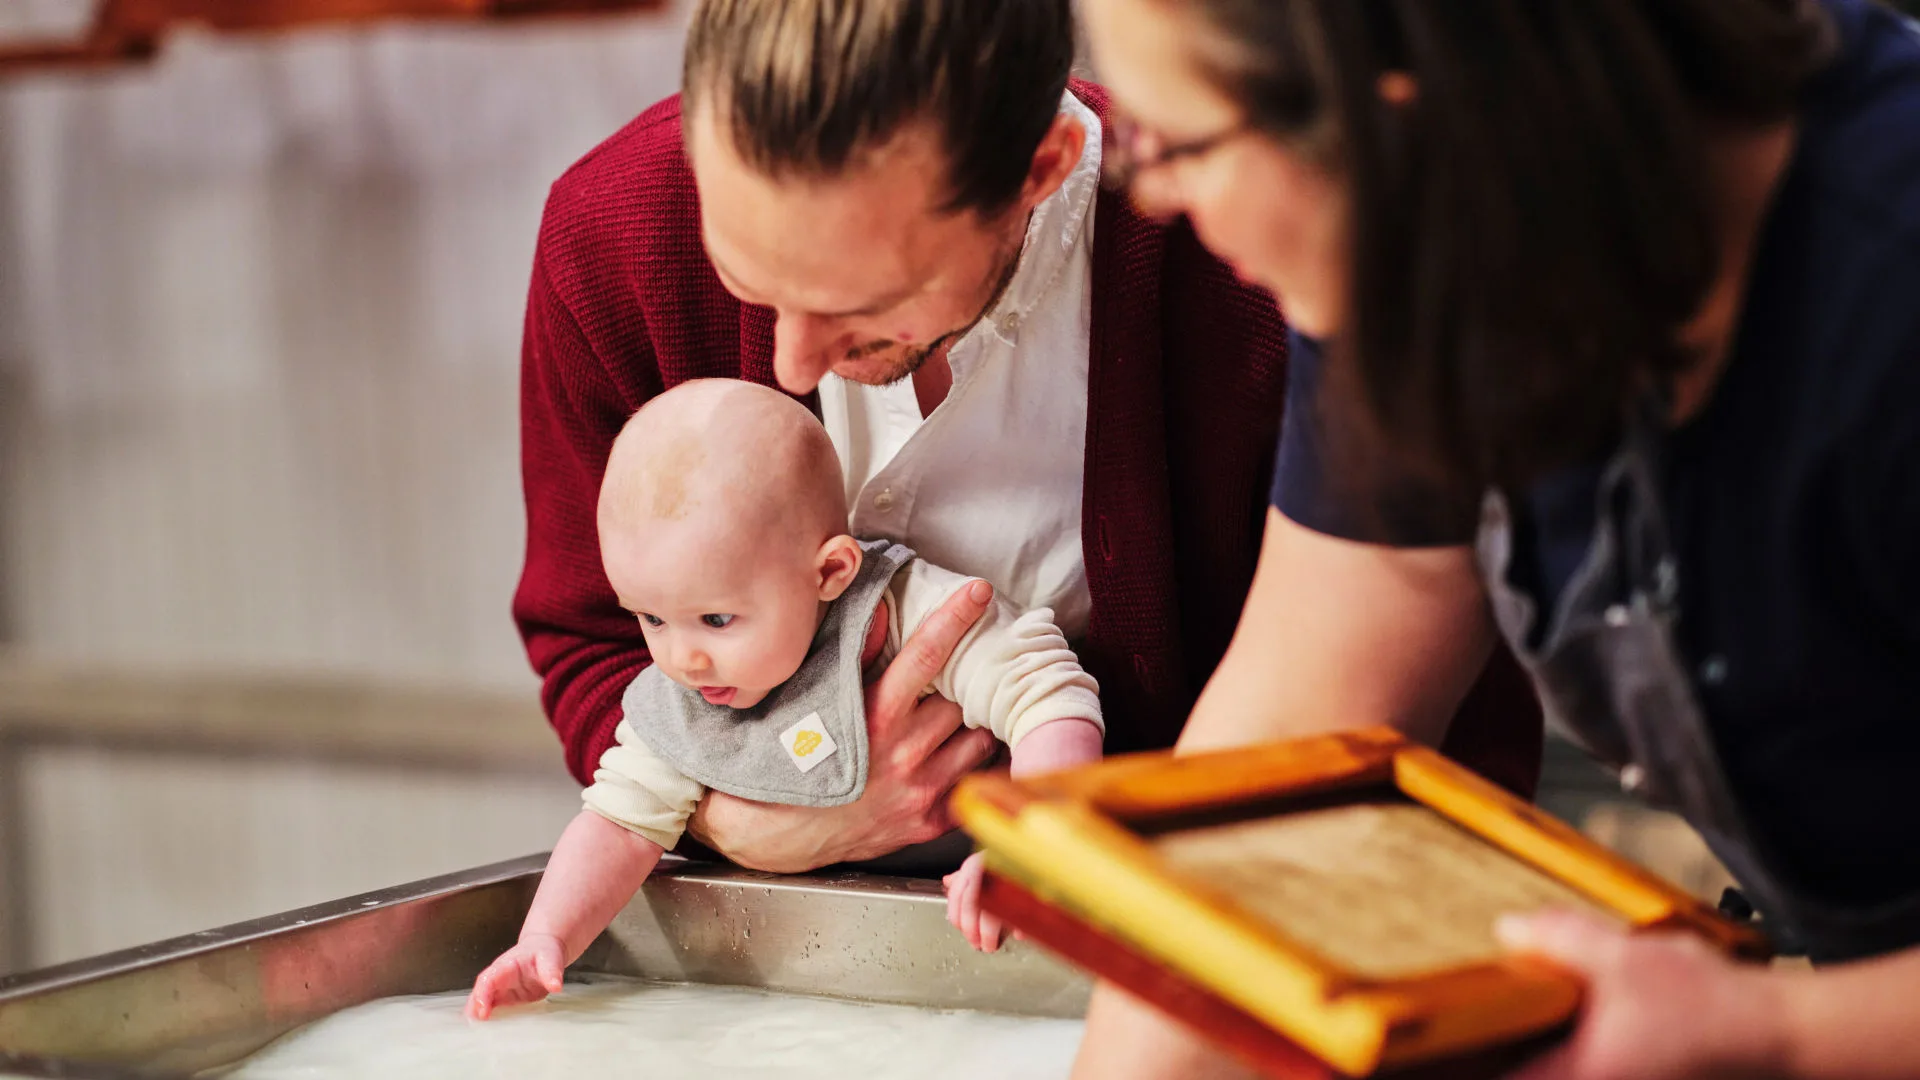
[467,379,1104,1019]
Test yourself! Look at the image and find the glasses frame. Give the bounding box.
[1102,113,1253,191]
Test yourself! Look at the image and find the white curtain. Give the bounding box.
[0,7,690,687]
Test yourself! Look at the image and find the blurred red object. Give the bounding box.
[0,0,665,75]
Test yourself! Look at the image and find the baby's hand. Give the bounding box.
[943,852,1008,953]
[465,934,567,1020]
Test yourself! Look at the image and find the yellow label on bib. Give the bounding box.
[780,713,837,773]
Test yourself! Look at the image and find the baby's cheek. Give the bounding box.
[729,633,792,693]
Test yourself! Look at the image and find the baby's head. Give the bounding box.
[599,379,862,709]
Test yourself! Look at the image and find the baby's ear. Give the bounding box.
[816,535,865,601]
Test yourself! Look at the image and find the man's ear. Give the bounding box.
[816,535,865,602]
[1017,114,1087,213]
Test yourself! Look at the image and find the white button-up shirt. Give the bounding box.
[818,93,1101,640]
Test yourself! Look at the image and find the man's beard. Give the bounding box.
[837,231,1026,388]
[838,335,946,387]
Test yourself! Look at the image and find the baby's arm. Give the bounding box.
[467,720,703,1019]
[1007,713,1105,777]
[944,713,1103,953]
[889,562,1106,951]
[888,561,1105,751]
[467,811,663,1019]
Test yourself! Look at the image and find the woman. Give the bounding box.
[1070,1,1920,1078]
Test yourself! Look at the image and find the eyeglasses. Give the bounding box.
[1102,112,1253,192]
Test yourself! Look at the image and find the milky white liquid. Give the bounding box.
[211,975,1085,1080]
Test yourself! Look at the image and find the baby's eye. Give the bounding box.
[701,614,735,629]
[638,613,664,628]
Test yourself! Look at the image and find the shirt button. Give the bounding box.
[999,311,1022,336]
[1699,655,1729,686]
[1603,604,1631,628]
[1619,763,1647,795]
[873,489,895,512]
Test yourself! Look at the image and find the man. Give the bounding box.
[513,0,1539,873]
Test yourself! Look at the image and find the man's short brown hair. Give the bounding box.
[682,0,1074,216]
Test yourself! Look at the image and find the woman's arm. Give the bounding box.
[1075,506,1496,1078]
[1180,506,1496,752]
[1072,984,1263,1080]
[1772,946,1920,1079]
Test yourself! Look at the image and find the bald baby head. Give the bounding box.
[600,379,848,547]
[596,380,864,710]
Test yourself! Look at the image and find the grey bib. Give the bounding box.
[620,539,912,808]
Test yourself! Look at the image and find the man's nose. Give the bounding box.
[772,312,837,394]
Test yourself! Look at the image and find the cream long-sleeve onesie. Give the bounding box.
[581,559,1102,850]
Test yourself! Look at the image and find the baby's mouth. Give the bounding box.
[698,686,737,706]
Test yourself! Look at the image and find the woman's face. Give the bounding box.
[1083,0,1350,339]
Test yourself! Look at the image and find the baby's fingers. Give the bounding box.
[468,951,561,1021]
[532,949,566,995]
[979,909,1006,954]
[957,873,986,951]
[466,964,510,1021]
[944,870,963,931]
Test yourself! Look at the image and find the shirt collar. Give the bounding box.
[971,91,1103,353]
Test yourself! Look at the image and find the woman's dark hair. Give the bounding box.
[1180,0,1836,496]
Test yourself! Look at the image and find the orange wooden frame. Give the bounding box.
[953,727,1768,1078]
[0,0,665,75]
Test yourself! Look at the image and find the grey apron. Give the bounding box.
[1475,412,1920,962]
[622,539,913,808]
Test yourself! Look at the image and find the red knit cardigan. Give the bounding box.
[511,82,1543,795]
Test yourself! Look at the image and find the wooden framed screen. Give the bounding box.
[954,727,1767,1077]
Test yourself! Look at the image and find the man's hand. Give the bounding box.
[687,580,1001,873]
[1496,911,1787,1080]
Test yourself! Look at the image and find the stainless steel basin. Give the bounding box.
[0,856,1090,1079]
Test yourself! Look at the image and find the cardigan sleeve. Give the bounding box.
[510,233,657,786]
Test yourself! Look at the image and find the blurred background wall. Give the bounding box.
[0,1,691,974]
[0,3,689,686]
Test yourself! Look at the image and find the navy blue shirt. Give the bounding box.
[1274,0,1920,909]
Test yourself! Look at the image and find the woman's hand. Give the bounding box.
[1497,911,1788,1080]
[686,581,1001,873]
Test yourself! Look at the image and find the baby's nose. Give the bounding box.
[676,644,712,675]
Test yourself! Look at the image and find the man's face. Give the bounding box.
[689,106,1023,394]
